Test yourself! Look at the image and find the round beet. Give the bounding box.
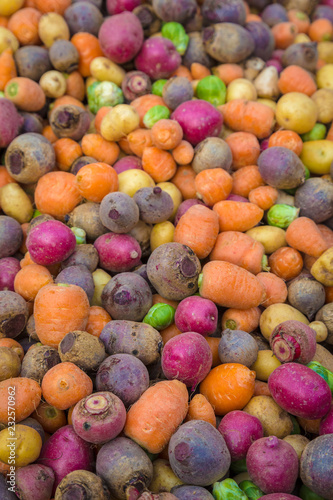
[152,0,197,24]
[26,220,76,266]
[261,4,288,26]
[14,464,55,500]
[319,405,333,435]
[99,12,144,64]
[161,331,212,389]
[162,77,194,111]
[245,21,275,61]
[0,290,29,339]
[0,257,21,291]
[202,0,247,25]
[0,216,23,259]
[258,147,306,190]
[171,485,214,499]
[174,200,206,226]
[300,434,333,499]
[113,156,142,174]
[122,71,152,101]
[218,410,263,461]
[133,186,174,224]
[269,320,317,365]
[135,37,181,80]
[64,1,103,36]
[294,177,333,223]
[106,0,141,14]
[55,265,95,303]
[94,232,141,273]
[99,192,139,233]
[171,100,223,146]
[175,296,218,336]
[0,98,23,149]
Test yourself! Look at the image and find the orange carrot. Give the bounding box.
[231,165,265,198]
[318,224,333,247]
[219,99,275,139]
[191,62,211,80]
[226,132,261,169]
[14,264,53,302]
[171,165,197,199]
[205,337,221,368]
[285,217,329,258]
[199,261,266,309]
[151,119,183,150]
[142,146,177,182]
[213,200,264,232]
[288,10,310,33]
[173,205,219,259]
[5,77,45,112]
[254,380,271,397]
[268,246,303,281]
[171,140,194,165]
[278,65,317,96]
[171,65,193,81]
[325,286,333,303]
[131,94,167,128]
[0,49,17,91]
[213,64,244,85]
[81,134,120,166]
[195,168,233,206]
[248,185,279,211]
[152,294,179,309]
[160,323,182,345]
[123,380,189,454]
[271,22,298,49]
[256,272,288,308]
[221,307,261,333]
[185,394,216,427]
[210,231,265,275]
[127,128,154,158]
[268,130,303,156]
[85,306,112,338]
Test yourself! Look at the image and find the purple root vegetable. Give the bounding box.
[55,265,95,303]
[312,4,333,22]
[99,12,144,64]
[162,77,194,111]
[0,257,21,291]
[50,105,91,141]
[96,353,149,407]
[152,0,197,24]
[134,187,174,224]
[14,464,55,500]
[101,272,152,322]
[19,112,44,134]
[71,391,126,444]
[218,410,264,461]
[168,420,231,486]
[0,216,23,259]
[135,37,181,80]
[260,496,302,500]
[20,344,61,384]
[268,363,332,420]
[133,264,156,294]
[245,21,275,61]
[122,71,152,101]
[183,32,214,69]
[246,436,299,494]
[113,155,143,174]
[26,220,76,266]
[38,425,94,495]
[70,155,97,175]
[202,0,247,26]
[287,273,325,321]
[99,192,140,233]
[14,46,52,82]
[171,485,214,499]
[281,42,318,72]
[192,137,233,174]
[203,23,255,63]
[61,244,99,272]
[218,329,259,367]
[300,434,333,499]
[0,98,23,149]
[94,232,142,272]
[0,290,29,339]
[174,296,218,336]
[319,404,333,435]
[171,100,223,146]
[266,59,283,73]
[161,331,212,389]
[174,199,206,226]
[64,1,103,36]
[107,0,142,14]
[55,470,108,500]
[96,436,154,499]
[227,194,249,202]
[99,320,163,366]
[261,3,288,26]
[269,320,317,364]
[294,177,333,223]
[133,4,162,38]
[257,146,306,190]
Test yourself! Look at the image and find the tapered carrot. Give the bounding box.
[171,165,197,199]
[123,380,189,454]
[219,99,275,139]
[213,201,264,232]
[205,337,221,368]
[173,205,219,259]
[195,168,233,206]
[199,261,266,309]
[210,231,265,275]
[256,272,288,308]
[285,217,329,258]
[185,394,216,427]
[231,165,265,198]
[254,380,271,397]
[318,224,333,247]
[221,307,261,333]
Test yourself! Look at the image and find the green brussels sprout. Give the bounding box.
[143,303,175,330]
[267,204,300,229]
[196,75,226,107]
[152,79,168,97]
[71,227,86,245]
[230,458,247,474]
[301,123,327,142]
[161,22,189,55]
[239,481,264,500]
[307,361,333,394]
[212,478,248,500]
[143,105,170,128]
[300,484,326,500]
[87,81,124,114]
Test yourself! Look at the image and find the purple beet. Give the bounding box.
[202,0,247,26]
[122,70,152,101]
[26,220,76,266]
[55,264,95,303]
[14,464,55,500]
[106,0,141,14]
[312,4,333,22]
[94,232,142,272]
[0,216,23,259]
[64,1,103,36]
[98,11,144,64]
[0,98,23,148]
[245,21,275,60]
[261,3,288,26]
[175,296,218,336]
[152,0,197,24]
[174,199,206,226]
[226,194,249,202]
[0,257,21,291]
[257,146,306,190]
[300,434,333,499]
[171,100,223,145]
[135,37,181,80]
[113,155,143,174]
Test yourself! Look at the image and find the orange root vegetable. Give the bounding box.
[213,200,264,232]
[219,99,275,139]
[285,217,329,258]
[123,379,189,454]
[256,272,288,308]
[194,168,233,206]
[222,307,261,333]
[185,394,216,427]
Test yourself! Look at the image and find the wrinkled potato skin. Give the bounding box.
[243,395,293,439]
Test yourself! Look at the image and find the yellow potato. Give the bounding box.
[257,98,277,111]
[0,0,24,16]
[90,57,126,87]
[150,221,175,252]
[311,89,333,123]
[294,33,311,43]
[149,459,184,493]
[276,92,318,134]
[0,425,42,467]
[38,13,70,48]
[250,350,281,381]
[226,78,257,102]
[317,42,333,63]
[157,181,182,220]
[283,435,310,459]
[100,105,140,142]
[118,169,155,197]
[39,71,67,99]
[311,247,333,286]
[246,226,287,254]
[0,27,19,55]
[91,268,112,306]
[0,183,33,224]
[300,140,333,175]
[243,395,293,438]
[260,303,309,340]
[317,63,333,90]
[308,321,328,343]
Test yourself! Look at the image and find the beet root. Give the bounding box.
[300,434,333,500]
[55,470,107,500]
[269,320,317,364]
[15,464,55,500]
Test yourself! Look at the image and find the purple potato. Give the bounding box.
[0,257,21,291]
[294,177,333,223]
[0,290,29,339]
[0,98,24,149]
[94,232,142,272]
[99,192,139,233]
[96,353,150,407]
[162,77,194,111]
[55,265,95,303]
[152,0,197,24]
[113,156,142,174]
[64,1,103,36]
[202,0,247,26]
[202,23,255,63]
[101,272,152,321]
[135,37,181,80]
[257,147,306,189]
[122,71,152,102]
[245,21,275,61]
[300,434,333,499]
[261,3,288,26]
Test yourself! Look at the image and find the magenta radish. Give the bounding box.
[135,37,181,80]
[106,0,141,14]
[246,436,299,494]
[268,363,332,420]
[71,391,126,444]
[218,410,264,461]
[260,495,302,500]
[113,156,143,174]
[269,320,317,364]
[14,464,55,500]
[161,331,212,389]
[0,257,21,291]
[319,405,333,435]
[174,296,218,336]
[26,220,76,266]
[94,232,142,272]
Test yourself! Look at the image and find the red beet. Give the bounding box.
[135,37,181,80]
[26,220,76,266]
[106,0,141,14]
[269,320,317,364]
[174,296,218,336]
[0,257,21,291]
[218,410,263,461]
[94,232,142,272]
[319,404,333,435]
